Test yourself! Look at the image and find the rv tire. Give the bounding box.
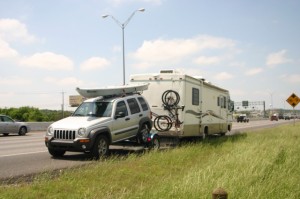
[203,127,209,140]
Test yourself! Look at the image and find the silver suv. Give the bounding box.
[45,94,152,159]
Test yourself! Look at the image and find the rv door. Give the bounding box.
[218,96,227,133]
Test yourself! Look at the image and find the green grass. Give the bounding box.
[1,123,300,199]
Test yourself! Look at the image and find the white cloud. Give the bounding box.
[0,39,18,58]
[0,76,32,85]
[0,18,37,43]
[266,49,292,67]
[130,35,237,68]
[112,45,121,53]
[80,57,110,71]
[44,76,83,86]
[229,61,246,68]
[108,0,162,6]
[194,56,222,65]
[214,72,234,81]
[245,67,263,76]
[230,88,247,97]
[20,52,74,71]
[281,74,300,83]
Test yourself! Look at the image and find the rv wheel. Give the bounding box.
[203,127,209,140]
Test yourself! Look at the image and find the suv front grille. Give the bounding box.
[54,130,76,140]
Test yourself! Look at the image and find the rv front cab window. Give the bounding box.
[218,96,227,108]
[229,100,234,112]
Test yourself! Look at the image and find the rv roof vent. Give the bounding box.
[193,76,205,81]
[160,70,179,74]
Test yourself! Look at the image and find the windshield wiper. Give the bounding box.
[73,114,84,116]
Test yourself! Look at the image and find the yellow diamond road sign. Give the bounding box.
[286,93,300,108]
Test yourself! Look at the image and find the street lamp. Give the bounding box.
[102,8,145,85]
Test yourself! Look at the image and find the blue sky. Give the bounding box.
[0,0,299,110]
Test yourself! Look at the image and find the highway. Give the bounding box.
[0,119,297,181]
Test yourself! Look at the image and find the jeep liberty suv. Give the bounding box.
[45,94,152,159]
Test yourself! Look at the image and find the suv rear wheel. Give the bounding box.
[91,135,109,160]
[138,124,149,144]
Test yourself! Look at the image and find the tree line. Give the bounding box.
[0,107,72,122]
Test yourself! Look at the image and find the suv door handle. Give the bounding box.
[139,114,143,117]
[125,118,130,121]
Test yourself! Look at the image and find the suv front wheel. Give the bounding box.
[91,135,109,160]
[48,149,66,158]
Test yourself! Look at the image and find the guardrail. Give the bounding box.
[27,122,53,131]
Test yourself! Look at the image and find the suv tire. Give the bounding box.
[48,149,66,158]
[91,135,109,160]
[138,124,149,144]
[18,126,27,136]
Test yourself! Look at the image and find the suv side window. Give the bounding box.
[137,97,149,111]
[127,98,141,114]
[115,101,128,116]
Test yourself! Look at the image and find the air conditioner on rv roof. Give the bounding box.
[160,69,181,74]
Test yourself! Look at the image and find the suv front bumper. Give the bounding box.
[45,136,93,152]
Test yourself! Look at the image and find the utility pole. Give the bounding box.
[61,91,65,118]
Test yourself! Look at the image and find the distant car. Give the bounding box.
[278,114,284,119]
[237,114,249,123]
[270,114,278,121]
[0,115,30,136]
[283,114,290,120]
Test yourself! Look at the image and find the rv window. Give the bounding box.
[192,88,199,105]
[218,97,223,107]
[229,100,234,111]
[223,97,227,108]
[217,96,227,108]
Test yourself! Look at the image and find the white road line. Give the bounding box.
[0,150,47,158]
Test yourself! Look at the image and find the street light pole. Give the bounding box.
[102,8,145,85]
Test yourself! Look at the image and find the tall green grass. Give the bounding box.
[1,123,300,199]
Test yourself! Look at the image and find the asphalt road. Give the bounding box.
[0,119,297,181]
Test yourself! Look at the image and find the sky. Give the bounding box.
[0,0,300,111]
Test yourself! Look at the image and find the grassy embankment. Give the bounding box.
[1,123,300,199]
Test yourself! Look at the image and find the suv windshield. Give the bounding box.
[73,102,113,117]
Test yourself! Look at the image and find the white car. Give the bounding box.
[0,115,30,136]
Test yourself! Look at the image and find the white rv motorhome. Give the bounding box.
[130,70,233,138]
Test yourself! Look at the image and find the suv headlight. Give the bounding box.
[78,128,86,137]
[47,126,54,136]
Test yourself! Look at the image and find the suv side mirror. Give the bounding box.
[115,112,125,119]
